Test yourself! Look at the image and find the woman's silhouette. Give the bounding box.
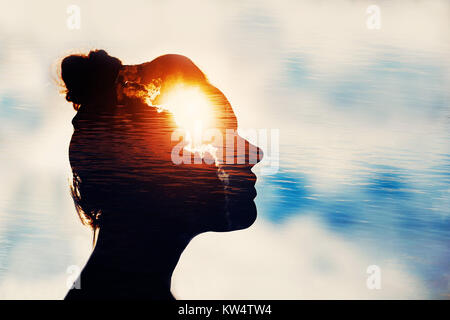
[61,50,262,299]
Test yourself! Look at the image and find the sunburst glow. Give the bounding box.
[153,84,219,161]
[158,84,214,131]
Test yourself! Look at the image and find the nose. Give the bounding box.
[236,135,263,168]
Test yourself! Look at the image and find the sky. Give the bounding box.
[0,0,449,299]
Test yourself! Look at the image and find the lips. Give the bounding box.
[216,167,258,230]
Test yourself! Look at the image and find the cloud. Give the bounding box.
[0,215,433,299]
[172,216,429,299]
[0,274,68,299]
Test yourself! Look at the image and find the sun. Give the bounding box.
[158,84,214,131]
[154,83,219,160]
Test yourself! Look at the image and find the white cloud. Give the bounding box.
[172,216,429,299]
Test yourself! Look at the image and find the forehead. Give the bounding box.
[120,55,238,131]
[159,82,238,132]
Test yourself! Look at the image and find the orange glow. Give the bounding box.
[151,83,219,161]
[157,84,214,131]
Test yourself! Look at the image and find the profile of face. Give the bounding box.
[62,50,262,238]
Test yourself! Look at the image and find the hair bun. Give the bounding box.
[61,50,122,109]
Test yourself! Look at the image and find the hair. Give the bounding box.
[61,50,123,232]
[61,50,122,110]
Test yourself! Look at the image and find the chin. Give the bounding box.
[226,199,257,231]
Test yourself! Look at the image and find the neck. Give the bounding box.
[78,219,192,299]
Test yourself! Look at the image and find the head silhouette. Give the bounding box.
[62,50,263,239]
